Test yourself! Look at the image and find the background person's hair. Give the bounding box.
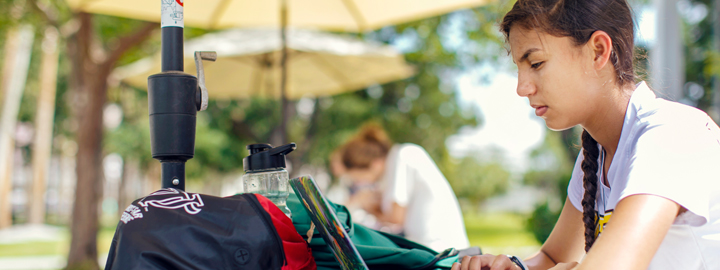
[339,123,392,170]
[501,0,636,251]
[500,0,636,87]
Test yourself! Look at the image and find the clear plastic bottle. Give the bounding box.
[239,143,296,219]
[240,169,291,218]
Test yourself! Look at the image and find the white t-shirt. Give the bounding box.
[380,143,470,252]
[568,82,720,270]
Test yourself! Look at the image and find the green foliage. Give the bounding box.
[526,201,560,243]
[2,0,516,199]
[290,4,511,179]
[523,130,575,189]
[523,129,575,243]
[674,0,719,114]
[155,3,514,187]
[526,171,572,243]
[446,155,511,204]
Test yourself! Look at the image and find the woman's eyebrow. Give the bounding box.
[518,48,540,64]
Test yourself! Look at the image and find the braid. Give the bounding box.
[580,130,600,252]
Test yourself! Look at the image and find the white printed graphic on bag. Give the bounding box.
[138,188,205,215]
[121,205,144,224]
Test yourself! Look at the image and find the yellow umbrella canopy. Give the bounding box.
[66,0,493,31]
[114,28,414,99]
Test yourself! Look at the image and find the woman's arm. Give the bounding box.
[576,194,679,270]
[364,200,406,225]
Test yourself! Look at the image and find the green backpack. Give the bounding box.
[287,195,479,270]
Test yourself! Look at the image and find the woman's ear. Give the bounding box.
[588,30,613,71]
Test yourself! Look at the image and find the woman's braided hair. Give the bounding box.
[580,130,600,251]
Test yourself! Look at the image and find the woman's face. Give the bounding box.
[343,159,386,185]
[508,26,603,131]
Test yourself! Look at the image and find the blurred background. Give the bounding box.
[1,0,718,269]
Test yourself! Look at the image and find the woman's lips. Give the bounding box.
[535,106,548,117]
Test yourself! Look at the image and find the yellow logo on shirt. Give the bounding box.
[595,211,613,237]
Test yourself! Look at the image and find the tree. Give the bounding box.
[188,3,513,188]
[680,0,720,116]
[65,15,154,270]
[522,130,575,243]
[25,1,156,268]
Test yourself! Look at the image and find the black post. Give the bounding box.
[148,0,197,190]
[162,27,184,72]
[161,161,186,190]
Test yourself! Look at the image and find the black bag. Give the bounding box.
[105,188,315,270]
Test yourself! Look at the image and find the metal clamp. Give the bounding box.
[194,51,217,111]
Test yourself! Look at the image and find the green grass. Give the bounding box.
[464,212,540,248]
[1,212,539,258]
[0,227,116,257]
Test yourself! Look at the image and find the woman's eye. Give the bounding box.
[531,62,543,69]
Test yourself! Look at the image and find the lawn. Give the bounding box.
[0,226,116,258]
[0,211,540,259]
[464,211,541,258]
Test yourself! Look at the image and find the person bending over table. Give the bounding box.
[333,123,470,252]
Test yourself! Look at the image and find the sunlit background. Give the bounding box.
[1,0,718,269]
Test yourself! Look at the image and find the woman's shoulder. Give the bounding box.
[393,144,434,165]
[395,143,426,155]
[629,93,719,144]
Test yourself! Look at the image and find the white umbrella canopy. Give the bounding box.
[66,0,493,31]
[114,28,414,100]
[70,0,494,141]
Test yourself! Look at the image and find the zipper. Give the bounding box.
[244,193,287,267]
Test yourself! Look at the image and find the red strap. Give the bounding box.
[254,194,316,270]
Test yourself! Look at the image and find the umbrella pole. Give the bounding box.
[148,0,196,191]
[280,0,289,144]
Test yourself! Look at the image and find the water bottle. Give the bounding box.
[239,143,296,219]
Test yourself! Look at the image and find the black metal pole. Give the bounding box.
[162,26,184,72]
[149,0,197,191]
[161,161,186,190]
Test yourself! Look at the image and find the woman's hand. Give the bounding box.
[450,255,522,270]
[548,262,578,270]
[354,189,381,213]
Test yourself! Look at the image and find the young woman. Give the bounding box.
[453,0,720,269]
[333,124,470,252]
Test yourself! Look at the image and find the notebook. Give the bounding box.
[289,176,369,270]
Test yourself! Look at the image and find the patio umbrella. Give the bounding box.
[66,0,496,189]
[65,0,493,32]
[66,0,494,142]
[113,28,414,100]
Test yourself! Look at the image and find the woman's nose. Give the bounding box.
[516,74,536,97]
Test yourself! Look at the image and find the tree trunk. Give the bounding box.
[66,13,106,270]
[0,25,35,229]
[29,26,60,225]
[65,13,156,269]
